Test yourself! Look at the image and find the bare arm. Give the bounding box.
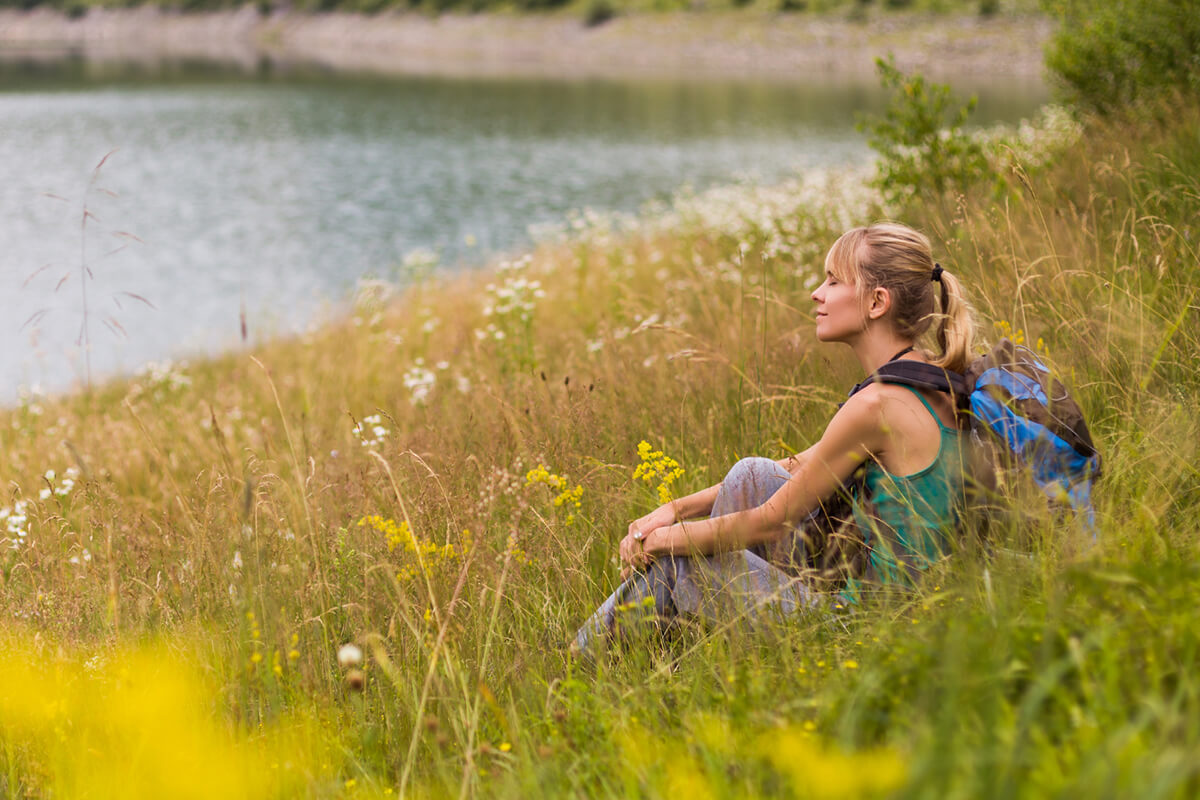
[634,392,886,562]
[776,443,817,476]
[639,443,815,527]
[620,443,820,575]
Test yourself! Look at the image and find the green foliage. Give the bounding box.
[1044,0,1200,115]
[583,0,616,26]
[856,55,990,209]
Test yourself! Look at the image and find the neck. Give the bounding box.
[849,331,917,375]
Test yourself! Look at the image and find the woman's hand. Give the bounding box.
[618,504,677,579]
[618,524,674,581]
[628,504,676,544]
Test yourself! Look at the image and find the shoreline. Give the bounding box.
[0,7,1052,82]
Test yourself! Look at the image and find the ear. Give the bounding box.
[866,286,892,320]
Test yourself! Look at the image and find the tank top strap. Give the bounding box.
[895,384,955,432]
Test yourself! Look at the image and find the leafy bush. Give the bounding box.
[1044,0,1200,115]
[583,0,616,26]
[856,55,990,209]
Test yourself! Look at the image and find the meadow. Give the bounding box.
[3,36,1200,799]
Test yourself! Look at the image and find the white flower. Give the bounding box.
[353,414,390,447]
[232,551,243,570]
[403,363,437,406]
[337,643,363,668]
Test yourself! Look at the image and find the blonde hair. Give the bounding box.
[824,222,976,373]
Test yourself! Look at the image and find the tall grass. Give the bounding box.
[1,103,1199,797]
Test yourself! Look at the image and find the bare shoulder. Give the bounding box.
[828,384,889,439]
[860,379,956,428]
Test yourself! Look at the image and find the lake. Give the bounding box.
[0,55,1048,398]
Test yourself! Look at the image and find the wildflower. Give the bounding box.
[337,643,363,668]
[403,360,437,406]
[994,319,1027,346]
[525,464,584,525]
[358,515,465,579]
[633,441,686,504]
[131,359,192,399]
[232,551,243,570]
[352,414,389,448]
[474,255,542,344]
[505,533,532,565]
[758,725,907,798]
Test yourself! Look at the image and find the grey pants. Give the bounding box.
[572,457,818,655]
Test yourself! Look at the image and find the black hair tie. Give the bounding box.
[931,263,944,283]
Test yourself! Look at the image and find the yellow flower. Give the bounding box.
[634,440,686,503]
[525,466,584,524]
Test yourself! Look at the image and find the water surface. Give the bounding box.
[0,55,1048,396]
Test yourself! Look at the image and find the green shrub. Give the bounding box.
[1044,0,1200,115]
[583,0,616,26]
[856,55,990,209]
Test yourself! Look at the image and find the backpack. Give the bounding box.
[864,338,1102,536]
[773,339,1102,587]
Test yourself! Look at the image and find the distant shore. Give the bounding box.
[0,7,1052,82]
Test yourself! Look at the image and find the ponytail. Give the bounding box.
[928,268,975,374]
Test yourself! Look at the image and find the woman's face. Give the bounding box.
[811,270,867,343]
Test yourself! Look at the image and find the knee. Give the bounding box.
[714,457,789,516]
[723,457,786,488]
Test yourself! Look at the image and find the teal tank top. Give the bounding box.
[851,385,965,585]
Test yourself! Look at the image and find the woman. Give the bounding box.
[573,222,977,654]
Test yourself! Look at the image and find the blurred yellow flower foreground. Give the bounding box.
[0,638,332,799]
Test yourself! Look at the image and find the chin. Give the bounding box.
[814,326,841,344]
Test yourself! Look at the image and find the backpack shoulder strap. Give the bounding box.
[848,360,968,403]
